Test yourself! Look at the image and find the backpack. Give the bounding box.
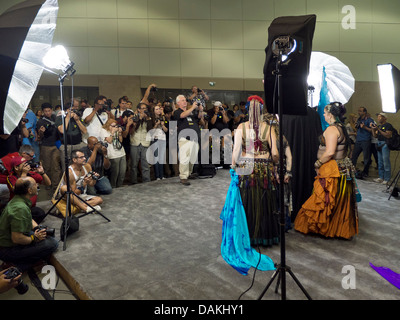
[386,127,400,151]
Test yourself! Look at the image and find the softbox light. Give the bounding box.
[263,15,316,115]
[0,0,58,135]
[377,63,400,114]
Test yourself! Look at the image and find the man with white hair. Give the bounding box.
[173,95,205,186]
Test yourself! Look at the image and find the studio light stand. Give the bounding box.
[258,37,311,301]
[44,58,110,250]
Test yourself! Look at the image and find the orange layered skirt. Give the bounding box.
[294,159,359,239]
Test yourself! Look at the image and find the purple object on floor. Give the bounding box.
[370,263,400,290]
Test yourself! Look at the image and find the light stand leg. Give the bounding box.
[388,169,400,200]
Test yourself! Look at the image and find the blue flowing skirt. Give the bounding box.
[220,169,275,275]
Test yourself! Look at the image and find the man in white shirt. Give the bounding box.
[82,95,114,143]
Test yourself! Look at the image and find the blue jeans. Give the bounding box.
[0,236,58,272]
[376,141,391,181]
[149,139,166,179]
[130,144,150,183]
[352,140,371,175]
[87,176,113,195]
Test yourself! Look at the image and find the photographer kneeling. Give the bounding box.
[0,177,58,272]
[6,156,51,224]
[81,136,113,195]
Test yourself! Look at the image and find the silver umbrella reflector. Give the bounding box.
[0,0,58,134]
[307,51,355,106]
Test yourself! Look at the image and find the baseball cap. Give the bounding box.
[11,156,27,168]
[376,112,387,117]
[213,101,222,107]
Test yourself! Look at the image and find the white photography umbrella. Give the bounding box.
[307,51,355,106]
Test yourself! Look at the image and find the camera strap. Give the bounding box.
[96,113,104,126]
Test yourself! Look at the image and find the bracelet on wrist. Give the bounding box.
[314,159,323,168]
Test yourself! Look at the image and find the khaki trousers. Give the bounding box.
[178,138,199,180]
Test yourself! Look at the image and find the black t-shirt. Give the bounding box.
[55,115,83,145]
[37,115,59,146]
[209,112,228,131]
[173,108,200,140]
[81,146,104,177]
[378,122,394,141]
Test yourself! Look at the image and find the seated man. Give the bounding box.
[0,177,58,272]
[80,136,112,195]
[6,156,51,224]
[59,150,103,213]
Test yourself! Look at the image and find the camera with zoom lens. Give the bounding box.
[97,141,108,149]
[150,86,158,92]
[26,160,39,170]
[21,118,29,124]
[33,225,55,237]
[4,267,29,295]
[71,109,82,118]
[86,171,99,181]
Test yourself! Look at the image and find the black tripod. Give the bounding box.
[387,168,400,200]
[45,67,110,250]
[258,41,311,300]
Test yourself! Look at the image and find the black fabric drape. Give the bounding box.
[281,107,322,221]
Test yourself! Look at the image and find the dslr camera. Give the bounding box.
[33,225,56,237]
[97,141,108,149]
[150,86,158,92]
[71,109,82,118]
[4,267,29,295]
[86,171,99,181]
[26,160,39,170]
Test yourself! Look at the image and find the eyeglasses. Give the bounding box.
[23,152,35,159]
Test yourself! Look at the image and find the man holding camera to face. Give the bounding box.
[7,156,51,212]
[36,102,62,193]
[82,95,114,143]
[174,95,205,186]
[0,177,58,273]
[55,102,88,172]
[128,102,154,184]
[80,136,112,195]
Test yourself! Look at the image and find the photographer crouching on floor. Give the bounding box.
[0,177,58,273]
[6,156,51,224]
[59,150,103,213]
[80,136,112,195]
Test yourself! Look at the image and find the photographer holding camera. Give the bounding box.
[99,120,126,188]
[173,95,205,186]
[209,101,230,131]
[7,155,50,200]
[56,102,88,172]
[147,103,168,180]
[82,95,114,143]
[351,106,374,179]
[188,86,209,105]
[36,103,62,193]
[0,177,58,273]
[129,102,154,184]
[80,136,112,195]
[59,150,103,213]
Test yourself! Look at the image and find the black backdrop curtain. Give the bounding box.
[282,106,322,221]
